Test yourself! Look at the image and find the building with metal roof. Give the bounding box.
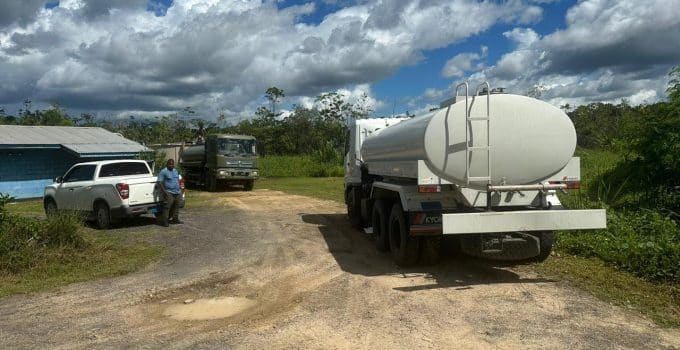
[0,125,150,199]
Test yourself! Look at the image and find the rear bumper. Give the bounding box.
[441,209,606,235]
[111,203,161,219]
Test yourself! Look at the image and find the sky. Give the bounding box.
[0,0,679,123]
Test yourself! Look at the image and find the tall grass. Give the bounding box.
[0,211,86,273]
[557,149,680,282]
[259,155,343,177]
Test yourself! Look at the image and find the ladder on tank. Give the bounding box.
[454,81,492,187]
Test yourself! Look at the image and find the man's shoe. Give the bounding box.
[170,219,184,224]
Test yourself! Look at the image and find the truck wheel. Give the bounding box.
[420,236,442,265]
[388,203,420,267]
[346,188,363,229]
[244,180,254,191]
[371,200,389,251]
[94,202,111,229]
[44,198,58,218]
[530,231,555,262]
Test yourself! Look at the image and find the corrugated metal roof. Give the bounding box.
[0,125,149,155]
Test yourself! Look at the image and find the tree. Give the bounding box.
[265,87,285,116]
[668,65,680,102]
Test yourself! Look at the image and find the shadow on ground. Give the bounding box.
[88,216,160,230]
[302,213,554,292]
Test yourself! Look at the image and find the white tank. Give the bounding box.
[361,94,576,189]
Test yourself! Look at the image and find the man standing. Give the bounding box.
[157,159,183,226]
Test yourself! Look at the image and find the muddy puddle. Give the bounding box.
[163,297,258,321]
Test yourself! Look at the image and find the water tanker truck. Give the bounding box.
[344,82,606,266]
[180,134,258,191]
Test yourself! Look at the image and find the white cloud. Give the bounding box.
[0,0,542,118]
[459,0,680,107]
[442,46,488,78]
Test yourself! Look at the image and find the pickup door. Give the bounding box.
[55,164,97,210]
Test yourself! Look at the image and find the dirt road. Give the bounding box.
[0,190,678,349]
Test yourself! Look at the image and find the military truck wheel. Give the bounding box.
[44,198,58,218]
[420,236,442,265]
[371,200,389,251]
[346,187,363,229]
[94,202,111,229]
[388,203,420,267]
[529,231,555,262]
[244,180,254,191]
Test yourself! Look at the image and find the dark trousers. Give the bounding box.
[160,192,181,225]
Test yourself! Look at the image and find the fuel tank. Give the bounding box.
[360,94,576,189]
[179,144,206,167]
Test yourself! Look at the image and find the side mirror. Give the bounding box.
[55,176,63,183]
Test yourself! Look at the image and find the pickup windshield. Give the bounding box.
[218,139,256,157]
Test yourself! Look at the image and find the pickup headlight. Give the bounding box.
[218,170,227,175]
[252,171,258,176]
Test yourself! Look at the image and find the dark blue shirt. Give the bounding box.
[158,168,180,194]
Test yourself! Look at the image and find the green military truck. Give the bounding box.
[180,134,259,191]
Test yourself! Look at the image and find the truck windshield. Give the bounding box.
[218,139,256,156]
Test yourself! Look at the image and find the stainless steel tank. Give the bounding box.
[361,94,576,189]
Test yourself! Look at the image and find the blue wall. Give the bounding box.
[0,148,137,199]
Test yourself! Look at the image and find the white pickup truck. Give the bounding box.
[43,159,184,229]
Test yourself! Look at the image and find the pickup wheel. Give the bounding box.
[94,202,111,229]
[44,198,58,218]
[371,200,389,251]
[244,180,254,191]
[388,203,420,267]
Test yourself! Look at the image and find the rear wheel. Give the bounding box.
[371,200,389,251]
[44,198,58,218]
[388,203,420,266]
[530,231,555,262]
[208,176,217,192]
[346,187,363,229]
[94,202,111,229]
[244,180,254,191]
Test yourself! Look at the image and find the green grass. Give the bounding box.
[4,199,44,217]
[259,155,343,177]
[0,231,162,297]
[257,177,344,203]
[535,254,679,327]
[1,199,164,298]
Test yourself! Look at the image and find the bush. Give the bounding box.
[0,193,12,222]
[558,210,680,282]
[0,211,86,274]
